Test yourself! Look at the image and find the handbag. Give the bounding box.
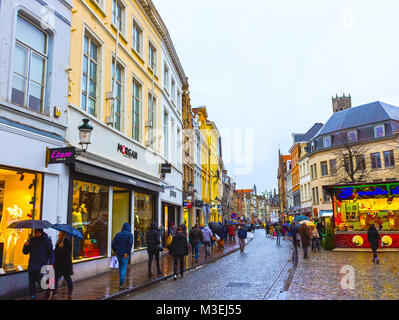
[211,235,216,241]
[166,235,173,246]
[109,256,119,269]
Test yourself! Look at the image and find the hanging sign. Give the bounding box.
[160,163,172,174]
[45,147,75,167]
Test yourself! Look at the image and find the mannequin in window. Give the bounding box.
[72,203,86,259]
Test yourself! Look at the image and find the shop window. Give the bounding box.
[0,168,42,274]
[112,187,130,243]
[71,180,109,261]
[134,193,154,250]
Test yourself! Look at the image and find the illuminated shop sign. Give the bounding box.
[45,147,75,167]
[337,185,399,200]
[117,143,138,159]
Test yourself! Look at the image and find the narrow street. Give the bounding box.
[120,230,293,300]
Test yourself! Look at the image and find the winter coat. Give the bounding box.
[275,225,282,235]
[112,223,133,256]
[367,226,381,250]
[299,224,312,245]
[269,226,275,235]
[202,227,213,242]
[146,222,161,253]
[189,227,203,244]
[169,232,189,256]
[54,237,73,278]
[237,228,247,239]
[228,226,236,236]
[22,232,54,272]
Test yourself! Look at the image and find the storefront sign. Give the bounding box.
[160,163,172,174]
[46,147,75,167]
[337,185,399,200]
[117,143,138,159]
[170,190,176,198]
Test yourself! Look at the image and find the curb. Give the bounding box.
[102,237,254,300]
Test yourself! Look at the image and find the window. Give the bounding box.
[321,161,328,176]
[177,90,181,113]
[371,152,382,169]
[347,130,357,143]
[147,93,156,148]
[171,78,176,103]
[132,18,142,55]
[323,189,330,202]
[81,36,98,116]
[12,16,47,114]
[163,64,169,91]
[132,78,141,141]
[163,111,168,158]
[148,42,157,71]
[329,159,337,175]
[134,193,155,250]
[323,136,331,148]
[344,157,353,173]
[0,167,43,274]
[315,187,319,204]
[112,0,123,32]
[71,180,109,261]
[374,124,385,138]
[313,164,317,178]
[112,62,123,131]
[384,150,395,168]
[356,155,366,171]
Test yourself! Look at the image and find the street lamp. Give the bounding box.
[78,119,93,152]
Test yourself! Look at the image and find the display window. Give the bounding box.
[71,180,109,261]
[134,192,154,250]
[0,167,42,274]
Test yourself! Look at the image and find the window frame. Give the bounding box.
[347,130,358,143]
[370,152,382,170]
[323,136,331,148]
[383,150,395,168]
[148,40,157,72]
[132,16,143,56]
[374,124,385,138]
[132,76,142,142]
[320,161,328,176]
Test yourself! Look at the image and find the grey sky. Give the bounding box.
[153,0,399,193]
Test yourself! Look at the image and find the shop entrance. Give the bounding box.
[161,203,181,247]
[112,187,131,247]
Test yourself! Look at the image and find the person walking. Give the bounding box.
[22,228,55,299]
[169,222,177,236]
[237,224,247,252]
[169,226,189,279]
[290,222,298,253]
[275,222,282,246]
[228,224,235,243]
[299,223,312,259]
[311,225,320,252]
[189,224,203,262]
[52,231,73,297]
[316,220,324,244]
[367,224,381,264]
[202,224,213,258]
[111,222,133,289]
[269,224,275,240]
[146,221,164,277]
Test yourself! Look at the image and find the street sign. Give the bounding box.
[160,163,172,174]
[45,147,75,167]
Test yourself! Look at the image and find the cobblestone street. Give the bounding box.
[121,230,292,300]
[287,246,399,300]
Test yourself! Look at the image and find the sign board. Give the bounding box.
[117,143,138,159]
[160,163,172,174]
[46,147,75,167]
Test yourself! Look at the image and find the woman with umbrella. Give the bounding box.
[52,231,73,297]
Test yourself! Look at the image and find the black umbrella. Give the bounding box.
[7,219,52,229]
[51,224,84,239]
[208,222,225,238]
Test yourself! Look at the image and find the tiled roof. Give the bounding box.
[298,123,324,142]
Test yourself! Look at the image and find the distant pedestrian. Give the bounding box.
[316,220,324,244]
[311,226,320,251]
[111,223,133,289]
[367,224,381,264]
[237,225,247,252]
[22,228,54,299]
[202,224,213,258]
[282,224,287,240]
[169,222,177,236]
[269,225,275,240]
[290,223,298,253]
[169,226,189,279]
[299,223,312,259]
[189,224,203,262]
[228,225,235,243]
[275,223,282,246]
[52,231,73,297]
[181,221,188,237]
[251,223,255,233]
[146,222,163,277]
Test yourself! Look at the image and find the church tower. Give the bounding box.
[332,93,351,113]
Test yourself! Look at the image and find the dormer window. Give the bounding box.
[347,130,357,143]
[323,136,331,148]
[374,124,385,138]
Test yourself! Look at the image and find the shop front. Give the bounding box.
[324,181,399,249]
[161,202,181,248]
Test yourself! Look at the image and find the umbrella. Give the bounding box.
[227,220,238,225]
[51,224,84,239]
[7,219,52,229]
[293,215,310,222]
[209,222,225,238]
[300,220,316,227]
[294,223,302,232]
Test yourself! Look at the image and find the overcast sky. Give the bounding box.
[153,0,399,193]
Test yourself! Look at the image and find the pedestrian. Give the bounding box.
[299,223,312,259]
[202,224,213,258]
[316,220,324,244]
[275,222,282,246]
[367,224,381,264]
[22,228,55,299]
[228,224,235,243]
[145,221,164,277]
[181,221,188,237]
[290,222,298,253]
[282,223,287,240]
[217,224,227,249]
[251,223,255,233]
[169,222,177,236]
[169,226,189,279]
[237,224,247,252]
[52,231,73,297]
[311,225,320,251]
[111,222,133,289]
[269,224,275,240]
[189,223,203,262]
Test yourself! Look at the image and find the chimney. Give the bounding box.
[332,93,351,113]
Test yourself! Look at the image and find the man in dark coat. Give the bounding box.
[367,224,381,264]
[299,223,312,259]
[111,223,133,289]
[189,224,203,262]
[237,225,247,252]
[316,220,324,243]
[169,226,189,279]
[22,229,54,299]
[53,231,73,296]
[146,222,163,277]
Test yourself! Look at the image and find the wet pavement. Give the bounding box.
[120,230,292,300]
[16,237,246,300]
[286,245,399,300]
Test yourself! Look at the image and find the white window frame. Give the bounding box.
[347,130,358,143]
[323,136,331,148]
[163,109,169,159]
[132,76,142,142]
[112,0,126,35]
[148,40,157,72]
[374,124,385,138]
[163,64,169,93]
[132,16,143,56]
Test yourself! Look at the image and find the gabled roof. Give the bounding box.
[316,101,399,137]
[298,123,324,142]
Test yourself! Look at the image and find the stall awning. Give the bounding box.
[320,210,333,218]
[74,161,164,193]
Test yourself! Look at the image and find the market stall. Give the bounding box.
[324,181,399,249]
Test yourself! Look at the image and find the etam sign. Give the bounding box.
[45,147,75,167]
